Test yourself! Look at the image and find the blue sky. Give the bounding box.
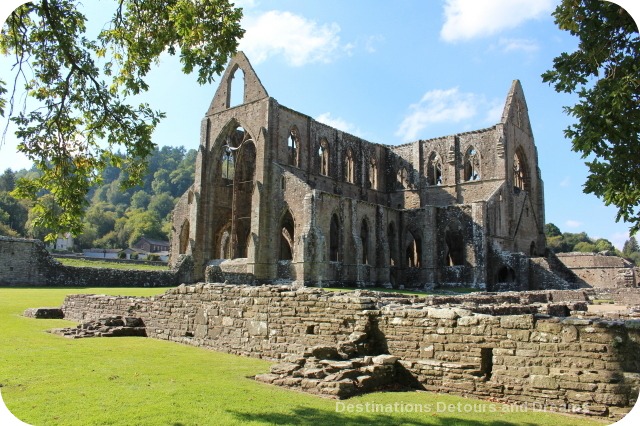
[0,0,638,250]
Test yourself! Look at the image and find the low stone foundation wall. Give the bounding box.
[59,285,640,418]
[0,236,193,287]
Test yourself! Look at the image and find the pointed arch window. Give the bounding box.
[221,149,235,180]
[427,152,443,186]
[445,226,465,266]
[318,138,330,176]
[464,147,480,181]
[369,158,378,190]
[406,231,422,267]
[228,66,245,108]
[345,148,355,183]
[397,167,408,189]
[329,214,341,262]
[513,151,528,191]
[287,128,299,167]
[360,219,370,265]
[280,210,295,260]
[387,222,397,266]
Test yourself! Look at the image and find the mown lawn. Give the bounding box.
[0,287,612,426]
[56,258,169,271]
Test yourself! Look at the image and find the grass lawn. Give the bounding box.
[56,258,169,271]
[0,287,612,426]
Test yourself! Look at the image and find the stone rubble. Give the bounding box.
[47,316,146,339]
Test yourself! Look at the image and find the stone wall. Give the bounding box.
[556,253,638,288]
[0,237,192,287]
[60,284,639,417]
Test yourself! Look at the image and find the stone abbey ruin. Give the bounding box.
[168,52,549,290]
[5,53,640,419]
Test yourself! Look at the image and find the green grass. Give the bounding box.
[0,287,612,426]
[56,257,169,271]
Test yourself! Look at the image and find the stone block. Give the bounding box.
[530,375,559,390]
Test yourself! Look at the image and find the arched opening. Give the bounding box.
[513,150,528,191]
[232,140,256,258]
[530,241,536,257]
[360,219,370,265]
[387,222,397,266]
[218,223,232,259]
[497,266,516,283]
[406,230,422,268]
[329,214,341,262]
[179,220,190,254]
[287,128,299,167]
[318,138,329,176]
[369,158,378,190]
[344,148,355,183]
[445,226,464,266]
[279,210,295,260]
[397,167,407,189]
[464,147,480,181]
[427,151,443,186]
[228,67,245,108]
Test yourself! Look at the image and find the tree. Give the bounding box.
[623,236,639,256]
[0,168,15,192]
[0,0,244,240]
[544,223,562,237]
[542,0,640,235]
[594,238,615,253]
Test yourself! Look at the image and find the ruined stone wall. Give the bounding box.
[0,237,193,287]
[0,236,55,285]
[556,253,637,289]
[59,285,639,417]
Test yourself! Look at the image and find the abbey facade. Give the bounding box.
[169,53,546,290]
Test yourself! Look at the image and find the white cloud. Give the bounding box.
[395,87,500,142]
[565,220,582,229]
[440,0,554,42]
[497,37,540,54]
[316,112,362,136]
[560,176,571,188]
[240,11,346,66]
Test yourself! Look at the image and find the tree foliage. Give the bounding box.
[0,0,243,240]
[542,0,640,235]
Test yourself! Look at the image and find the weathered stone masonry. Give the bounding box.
[0,236,193,287]
[61,285,640,417]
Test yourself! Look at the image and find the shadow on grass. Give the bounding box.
[227,406,539,426]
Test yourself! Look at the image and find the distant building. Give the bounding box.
[133,237,170,254]
[82,248,122,259]
[48,233,74,251]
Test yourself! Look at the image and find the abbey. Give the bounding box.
[169,52,548,290]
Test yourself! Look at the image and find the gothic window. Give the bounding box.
[406,230,422,267]
[397,167,408,189]
[513,151,527,191]
[464,147,480,181]
[387,222,397,266]
[360,219,370,265]
[318,138,329,176]
[179,220,190,254]
[445,226,464,266]
[329,214,341,261]
[287,128,299,167]
[345,148,355,183]
[279,210,295,260]
[369,158,378,190]
[221,148,235,180]
[228,66,245,108]
[427,152,443,186]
